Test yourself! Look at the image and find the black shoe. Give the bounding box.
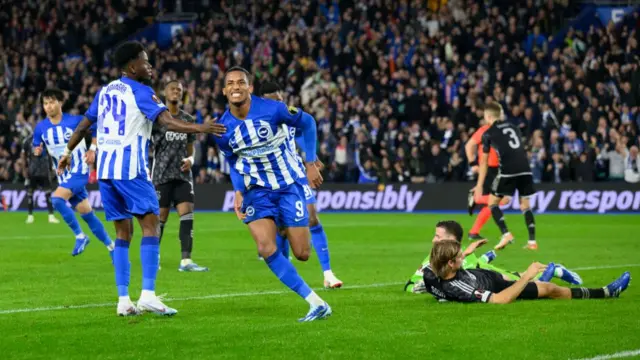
[467,189,475,216]
[468,233,486,241]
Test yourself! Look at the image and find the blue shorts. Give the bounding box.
[297,177,317,205]
[58,173,89,208]
[242,183,309,227]
[99,176,159,221]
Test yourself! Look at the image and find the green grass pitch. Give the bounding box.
[0,212,638,360]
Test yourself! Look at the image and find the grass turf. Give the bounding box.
[0,212,638,360]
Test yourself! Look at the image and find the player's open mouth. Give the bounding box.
[231,92,242,98]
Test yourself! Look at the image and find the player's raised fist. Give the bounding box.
[201,117,226,137]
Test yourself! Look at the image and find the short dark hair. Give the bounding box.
[259,81,281,96]
[435,220,463,243]
[224,66,251,84]
[41,88,65,104]
[113,41,145,70]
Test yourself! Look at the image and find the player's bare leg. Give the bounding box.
[520,197,537,250]
[175,201,207,272]
[489,194,514,250]
[134,212,177,316]
[284,226,310,262]
[50,187,90,256]
[307,204,342,288]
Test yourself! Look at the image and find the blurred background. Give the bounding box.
[0,0,639,187]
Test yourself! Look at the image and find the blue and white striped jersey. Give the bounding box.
[85,77,168,180]
[214,95,317,192]
[32,114,89,183]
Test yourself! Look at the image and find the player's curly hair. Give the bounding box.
[435,220,463,243]
[113,41,145,70]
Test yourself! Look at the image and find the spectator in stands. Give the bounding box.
[624,145,640,183]
[1,0,638,187]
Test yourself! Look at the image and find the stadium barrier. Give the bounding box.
[1,182,639,214]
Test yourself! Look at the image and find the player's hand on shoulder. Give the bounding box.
[305,162,323,189]
[524,262,546,280]
[202,117,226,137]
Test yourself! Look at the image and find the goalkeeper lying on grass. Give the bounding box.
[404,220,582,293]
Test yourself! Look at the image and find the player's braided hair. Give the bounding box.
[435,220,463,243]
[113,41,145,70]
[429,240,462,279]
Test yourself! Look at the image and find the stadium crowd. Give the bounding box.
[1,0,639,186]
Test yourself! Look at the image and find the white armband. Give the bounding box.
[89,144,97,151]
[62,147,71,157]
[184,156,194,164]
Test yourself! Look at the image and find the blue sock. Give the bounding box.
[141,236,160,291]
[51,197,83,236]
[81,211,113,247]
[114,239,130,297]
[276,232,290,258]
[310,224,331,272]
[265,251,312,299]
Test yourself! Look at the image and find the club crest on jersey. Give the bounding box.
[152,94,161,104]
[64,128,73,141]
[257,123,272,140]
[245,206,255,217]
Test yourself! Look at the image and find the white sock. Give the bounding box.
[75,233,86,239]
[107,243,115,251]
[118,295,131,303]
[140,290,156,300]
[528,240,537,245]
[323,270,335,279]
[304,291,325,307]
[554,267,563,278]
[181,259,193,267]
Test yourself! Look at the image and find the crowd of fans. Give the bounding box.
[1,0,639,186]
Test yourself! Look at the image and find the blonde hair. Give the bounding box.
[484,102,503,121]
[429,240,462,278]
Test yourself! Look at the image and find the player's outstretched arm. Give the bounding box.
[488,262,546,304]
[157,111,226,136]
[57,118,92,174]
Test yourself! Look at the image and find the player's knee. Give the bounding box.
[257,241,277,258]
[520,205,531,213]
[293,248,310,262]
[499,197,511,205]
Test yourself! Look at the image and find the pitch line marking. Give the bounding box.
[570,349,640,360]
[0,264,638,316]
